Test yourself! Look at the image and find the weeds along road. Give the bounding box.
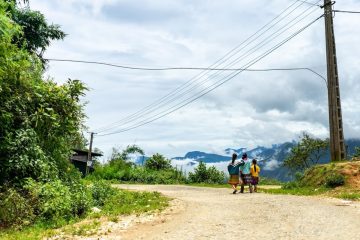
[114,184,360,240]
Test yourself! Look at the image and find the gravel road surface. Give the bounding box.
[113,184,360,240]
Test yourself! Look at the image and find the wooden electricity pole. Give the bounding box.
[324,0,346,161]
[86,132,95,175]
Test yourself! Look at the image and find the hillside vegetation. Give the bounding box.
[301,160,360,189]
[263,160,360,200]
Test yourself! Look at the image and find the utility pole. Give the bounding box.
[323,0,346,161]
[86,132,95,175]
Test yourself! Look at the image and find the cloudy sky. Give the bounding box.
[29,0,360,159]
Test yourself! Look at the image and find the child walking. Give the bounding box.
[227,153,242,194]
[239,153,253,193]
[250,159,260,192]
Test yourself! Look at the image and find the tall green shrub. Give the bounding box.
[188,161,225,184]
[0,1,87,184]
[145,153,172,170]
[90,180,115,206]
[0,187,34,228]
[25,179,73,221]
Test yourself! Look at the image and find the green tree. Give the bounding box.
[188,161,225,184]
[145,153,171,170]
[108,145,144,166]
[0,1,87,184]
[120,145,144,161]
[6,0,66,64]
[283,133,329,172]
[353,147,360,158]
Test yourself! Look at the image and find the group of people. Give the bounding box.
[227,153,260,194]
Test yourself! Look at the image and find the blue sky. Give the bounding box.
[30,0,360,159]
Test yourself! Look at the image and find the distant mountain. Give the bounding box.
[173,151,231,163]
[171,139,360,182]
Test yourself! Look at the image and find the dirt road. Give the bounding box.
[111,185,360,240]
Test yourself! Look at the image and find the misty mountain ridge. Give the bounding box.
[170,139,360,181]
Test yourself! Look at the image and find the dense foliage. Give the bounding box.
[0,1,93,229]
[145,153,172,170]
[324,173,345,188]
[5,0,66,64]
[109,145,144,164]
[89,147,186,184]
[353,146,360,158]
[0,1,87,185]
[283,133,329,172]
[188,161,225,184]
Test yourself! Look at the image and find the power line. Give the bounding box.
[44,59,323,75]
[98,7,322,134]
[96,11,322,135]
[99,17,323,137]
[43,59,327,83]
[333,10,360,14]
[97,15,324,137]
[297,0,321,7]
[94,2,322,134]
[91,0,313,133]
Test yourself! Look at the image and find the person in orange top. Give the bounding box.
[250,159,260,192]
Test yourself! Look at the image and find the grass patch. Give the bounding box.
[260,187,328,196]
[62,220,101,237]
[102,190,169,216]
[0,222,58,240]
[0,187,169,240]
[336,192,360,200]
[259,177,283,185]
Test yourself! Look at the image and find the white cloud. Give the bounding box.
[264,159,281,171]
[29,0,360,159]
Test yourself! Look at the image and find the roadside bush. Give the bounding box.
[325,173,345,188]
[88,160,186,184]
[89,159,133,181]
[126,167,185,184]
[207,166,226,183]
[281,172,305,189]
[145,153,171,170]
[25,179,73,221]
[188,162,225,184]
[1,128,56,183]
[353,147,360,158]
[0,187,34,228]
[259,177,283,185]
[90,180,115,206]
[68,182,92,216]
[282,181,301,190]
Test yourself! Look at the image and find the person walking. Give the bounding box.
[239,153,253,193]
[227,153,242,194]
[250,159,261,192]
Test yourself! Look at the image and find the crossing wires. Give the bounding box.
[89,0,324,136]
[46,0,324,137]
[92,0,313,134]
[96,14,324,136]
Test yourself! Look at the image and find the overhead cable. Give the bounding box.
[96,3,321,133]
[91,0,307,133]
[333,10,360,14]
[297,0,321,7]
[94,1,322,134]
[43,59,326,83]
[97,15,324,137]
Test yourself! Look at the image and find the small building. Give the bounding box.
[70,149,103,176]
